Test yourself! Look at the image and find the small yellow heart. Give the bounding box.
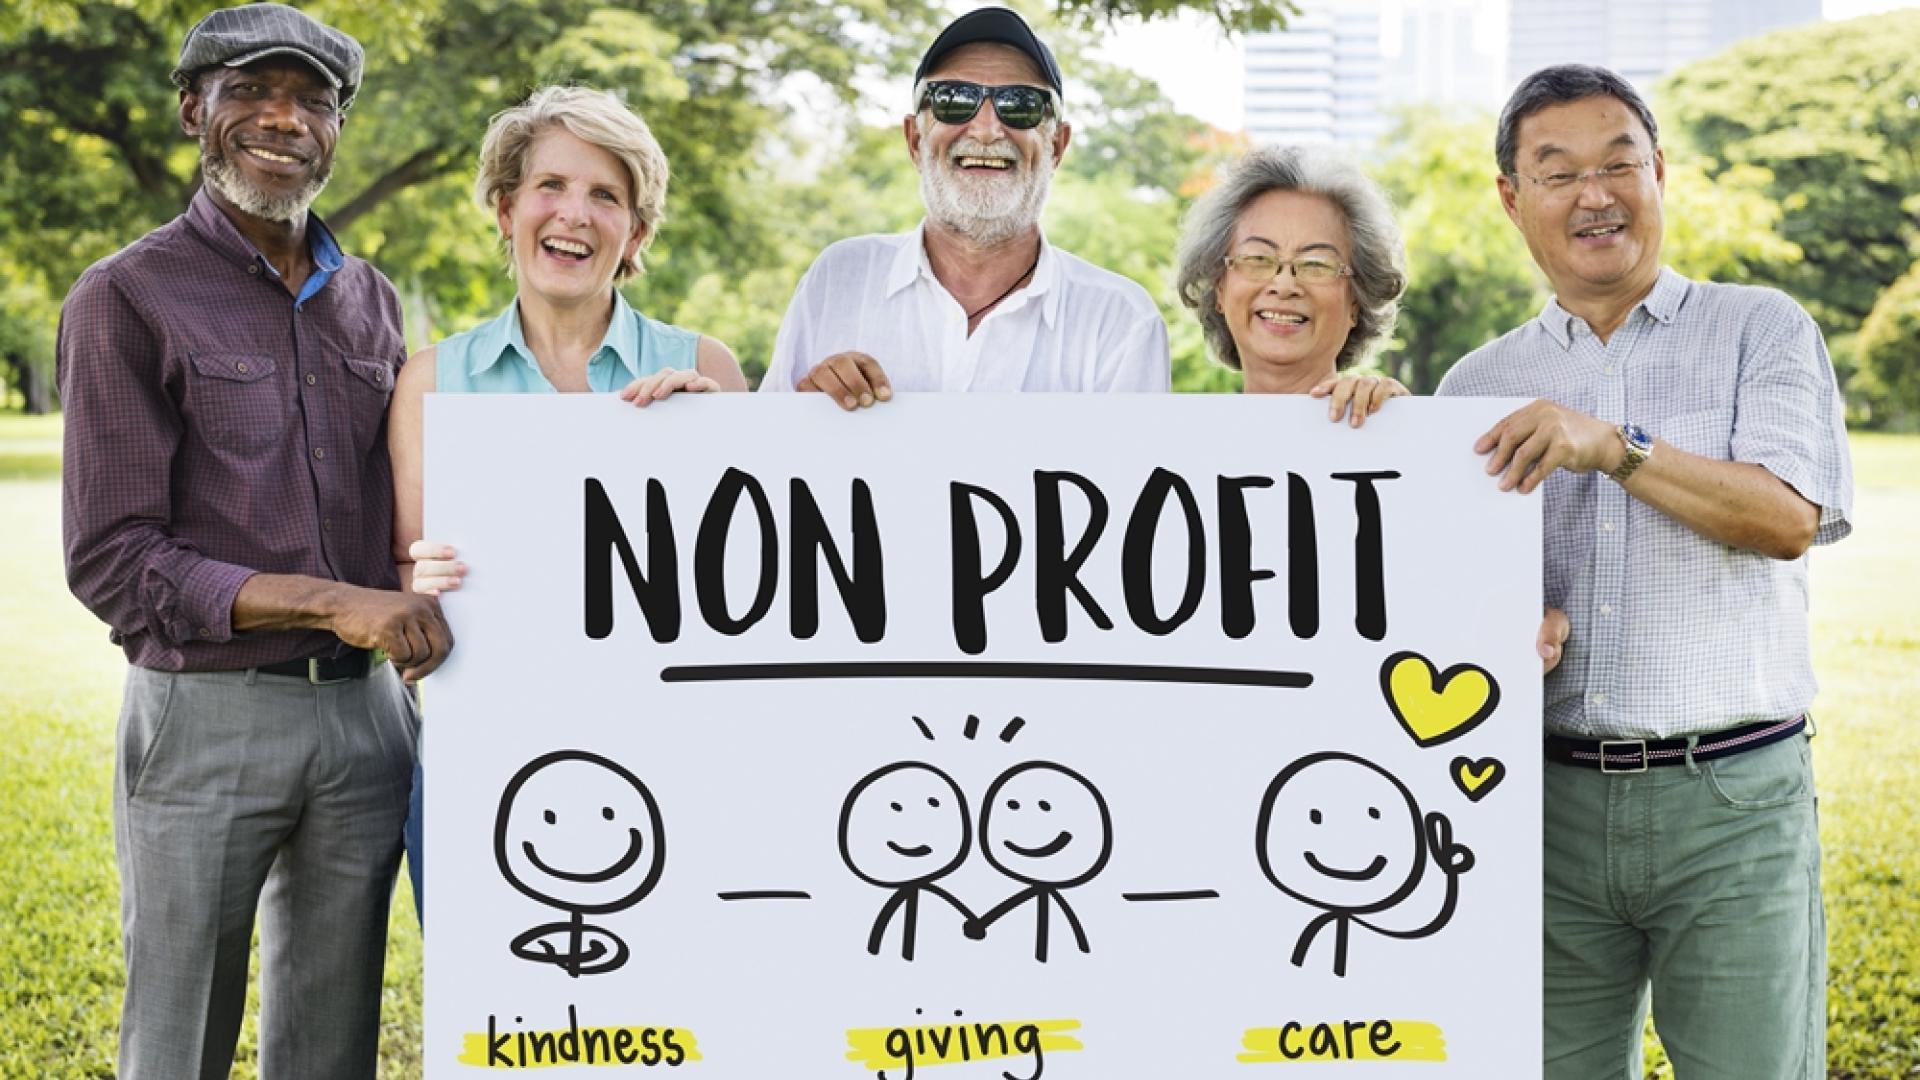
[1451,756,1506,802]
[1381,651,1501,748]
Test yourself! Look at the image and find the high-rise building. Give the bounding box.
[1383,0,1503,117]
[1242,1,1386,148]
[1242,1,1506,150]
[1506,0,1821,94]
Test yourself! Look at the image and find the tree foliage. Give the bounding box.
[1856,261,1920,428]
[1,0,1291,409]
[1658,10,1920,338]
[1369,109,1543,393]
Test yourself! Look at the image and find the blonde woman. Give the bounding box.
[388,86,746,918]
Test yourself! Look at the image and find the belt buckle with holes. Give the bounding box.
[1599,738,1648,773]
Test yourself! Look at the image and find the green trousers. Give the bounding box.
[1543,735,1825,1079]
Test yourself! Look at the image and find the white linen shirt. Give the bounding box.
[762,224,1170,393]
[1437,268,1853,740]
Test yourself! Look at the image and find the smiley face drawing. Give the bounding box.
[1255,751,1473,978]
[495,750,665,978]
[969,761,1113,962]
[838,762,975,961]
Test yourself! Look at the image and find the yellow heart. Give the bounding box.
[1381,652,1501,748]
[1451,755,1506,802]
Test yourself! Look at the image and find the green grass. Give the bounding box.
[0,414,419,1078]
[3,415,1916,1078]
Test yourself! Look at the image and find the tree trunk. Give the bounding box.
[21,354,53,414]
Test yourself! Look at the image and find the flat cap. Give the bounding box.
[915,7,1063,97]
[172,2,365,110]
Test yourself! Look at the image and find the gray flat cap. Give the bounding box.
[171,3,365,110]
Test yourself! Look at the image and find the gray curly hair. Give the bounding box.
[1176,145,1407,372]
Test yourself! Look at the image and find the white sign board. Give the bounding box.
[424,394,1541,1077]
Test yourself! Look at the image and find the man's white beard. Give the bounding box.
[918,134,1052,248]
[200,135,331,224]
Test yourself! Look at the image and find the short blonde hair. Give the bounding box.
[474,85,669,282]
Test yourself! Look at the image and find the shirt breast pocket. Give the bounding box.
[341,353,398,453]
[186,352,283,453]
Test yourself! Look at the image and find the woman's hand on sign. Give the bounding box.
[1309,373,1408,428]
[409,541,465,596]
[618,367,722,408]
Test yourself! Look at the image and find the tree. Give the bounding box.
[1,0,1291,406]
[1658,10,1920,338]
[1369,109,1543,393]
[1856,262,1920,429]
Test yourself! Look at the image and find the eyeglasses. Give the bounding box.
[918,80,1054,130]
[1509,158,1653,194]
[1222,252,1353,286]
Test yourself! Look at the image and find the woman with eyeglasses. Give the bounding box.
[386,85,748,921]
[1174,145,1570,665]
[1175,144,1409,422]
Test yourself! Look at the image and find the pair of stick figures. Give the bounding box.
[838,760,1113,963]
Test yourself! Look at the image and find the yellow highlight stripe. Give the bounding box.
[1238,1021,1446,1063]
[845,1018,1083,1070]
[456,1025,702,1068]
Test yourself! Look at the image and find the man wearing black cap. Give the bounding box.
[763,6,1170,404]
[57,4,449,1075]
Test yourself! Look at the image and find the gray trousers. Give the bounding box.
[114,662,417,1079]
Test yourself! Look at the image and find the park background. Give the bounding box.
[1,0,1915,1076]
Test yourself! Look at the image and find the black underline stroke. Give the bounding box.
[1122,890,1222,902]
[661,662,1312,689]
[717,890,813,901]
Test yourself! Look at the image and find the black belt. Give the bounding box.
[1545,715,1807,773]
[255,648,375,684]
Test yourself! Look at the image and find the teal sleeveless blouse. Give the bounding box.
[434,290,699,393]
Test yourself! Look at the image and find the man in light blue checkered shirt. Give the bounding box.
[1437,65,1853,1079]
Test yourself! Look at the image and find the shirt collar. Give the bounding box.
[892,220,1061,327]
[1535,265,1688,347]
[471,290,643,381]
[186,187,345,285]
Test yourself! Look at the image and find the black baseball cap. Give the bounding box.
[914,7,1063,97]
[172,2,365,110]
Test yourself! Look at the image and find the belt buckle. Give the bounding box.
[307,657,351,686]
[1599,739,1648,773]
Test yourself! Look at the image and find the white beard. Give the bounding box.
[200,135,332,224]
[917,134,1052,248]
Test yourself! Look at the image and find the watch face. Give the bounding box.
[1623,424,1652,451]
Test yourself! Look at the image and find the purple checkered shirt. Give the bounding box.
[58,189,405,672]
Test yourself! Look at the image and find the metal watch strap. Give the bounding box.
[1610,423,1651,482]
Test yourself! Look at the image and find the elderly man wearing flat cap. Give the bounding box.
[763,6,1170,404]
[56,3,450,1076]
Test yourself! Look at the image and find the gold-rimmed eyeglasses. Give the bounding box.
[1509,158,1654,194]
[1221,253,1353,286]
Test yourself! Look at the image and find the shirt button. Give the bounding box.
[1602,365,1616,376]
[1600,603,1614,615]
[235,362,249,374]
[247,264,260,275]
[1589,692,1608,706]
[198,627,212,638]
[1601,521,1615,533]
[305,373,317,386]
[312,447,326,460]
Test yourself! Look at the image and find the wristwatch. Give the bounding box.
[1610,423,1652,482]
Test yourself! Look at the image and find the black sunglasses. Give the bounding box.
[919,80,1054,130]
